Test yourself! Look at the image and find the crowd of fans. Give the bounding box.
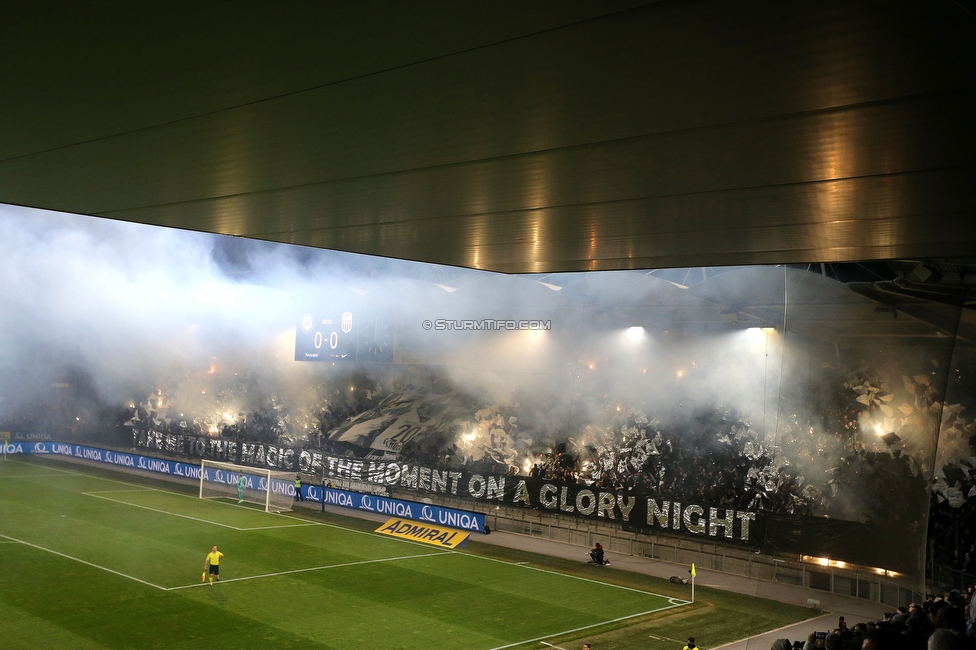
[6,359,976,581]
[773,593,976,650]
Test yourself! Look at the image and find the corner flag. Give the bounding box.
[691,563,696,577]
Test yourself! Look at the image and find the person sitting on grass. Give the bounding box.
[588,542,609,565]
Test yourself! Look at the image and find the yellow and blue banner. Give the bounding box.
[375,517,470,548]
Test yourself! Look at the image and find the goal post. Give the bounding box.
[199,460,294,512]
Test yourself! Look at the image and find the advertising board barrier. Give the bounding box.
[374,517,470,548]
[1,441,914,573]
[315,485,486,533]
[1,442,482,533]
[2,442,295,498]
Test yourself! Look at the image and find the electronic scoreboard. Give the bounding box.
[295,309,394,363]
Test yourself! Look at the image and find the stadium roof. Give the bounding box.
[1,1,974,276]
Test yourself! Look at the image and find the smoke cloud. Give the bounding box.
[0,203,962,556]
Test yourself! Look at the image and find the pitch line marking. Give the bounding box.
[708,612,829,650]
[167,550,452,590]
[18,457,453,552]
[13,457,332,528]
[83,492,244,530]
[82,493,319,531]
[83,488,154,494]
[650,634,687,643]
[238,523,325,531]
[487,602,684,650]
[0,533,167,591]
[540,642,567,649]
[466,552,690,602]
[11,457,450,551]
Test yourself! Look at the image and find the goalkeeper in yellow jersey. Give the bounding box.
[204,545,224,586]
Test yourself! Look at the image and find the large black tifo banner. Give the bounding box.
[321,454,759,541]
[133,430,305,472]
[130,432,915,573]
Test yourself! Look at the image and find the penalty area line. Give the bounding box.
[83,488,155,494]
[0,533,167,591]
[83,492,244,530]
[486,602,685,650]
[166,550,452,590]
[82,493,324,532]
[239,523,326,531]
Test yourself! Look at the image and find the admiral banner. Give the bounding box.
[374,517,470,548]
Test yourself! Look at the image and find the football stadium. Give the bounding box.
[2,3,975,650]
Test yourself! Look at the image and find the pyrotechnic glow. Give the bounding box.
[676,369,685,378]
[463,432,477,442]
[625,326,644,342]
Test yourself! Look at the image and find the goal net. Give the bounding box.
[199,460,294,512]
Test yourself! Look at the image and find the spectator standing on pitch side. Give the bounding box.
[294,474,303,502]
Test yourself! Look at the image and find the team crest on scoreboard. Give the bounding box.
[341,312,353,333]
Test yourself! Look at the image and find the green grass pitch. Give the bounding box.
[0,456,814,649]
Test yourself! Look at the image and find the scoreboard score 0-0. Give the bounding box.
[294,309,395,363]
[295,311,356,361]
